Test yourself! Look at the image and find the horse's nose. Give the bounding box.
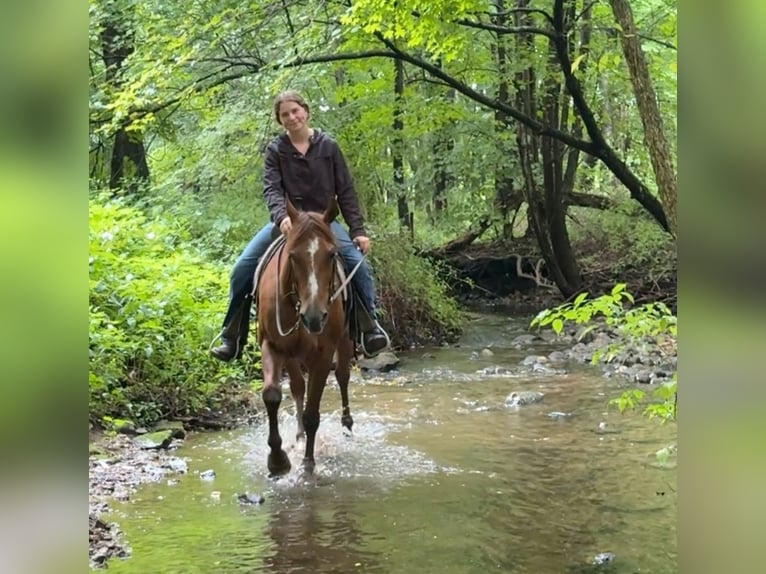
[300,309,328,334]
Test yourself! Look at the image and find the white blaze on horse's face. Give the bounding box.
[306,237,320,302]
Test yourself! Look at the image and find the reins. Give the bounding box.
[274,242,366,337]
[274,243,301,337]
[330,255,364,302]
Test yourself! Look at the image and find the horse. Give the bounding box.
[255,198,355,475]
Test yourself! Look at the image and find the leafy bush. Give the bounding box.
[531,283,677,422]
[369,229,465,346]
[89,196,256,426]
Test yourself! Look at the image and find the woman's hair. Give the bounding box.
[273,90,310,124]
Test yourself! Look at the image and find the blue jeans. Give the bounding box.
[219,221,378,344]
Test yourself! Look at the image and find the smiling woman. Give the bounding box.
[210,89,390,363]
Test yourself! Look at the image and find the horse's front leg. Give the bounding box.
[335,337,354,433]
[261,341,291,476]
[302,358,332,474]
[285,359,305,441]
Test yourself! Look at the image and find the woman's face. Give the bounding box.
[278,100,308,133]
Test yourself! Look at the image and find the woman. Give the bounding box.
[210,90,390,361]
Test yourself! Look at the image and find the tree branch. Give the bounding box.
[372,32,597,155]
[565,192,616,209]
[453,19,553,38]
[551,0,669,231]
[411,9,553,38]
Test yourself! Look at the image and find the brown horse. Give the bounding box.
[256,199,354,475]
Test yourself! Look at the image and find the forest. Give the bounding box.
[89,0,677,428]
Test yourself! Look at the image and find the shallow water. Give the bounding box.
[106,313,676,573]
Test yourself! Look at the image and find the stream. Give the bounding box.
[105,312,677,573]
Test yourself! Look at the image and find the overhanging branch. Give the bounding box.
[372,32,597,155]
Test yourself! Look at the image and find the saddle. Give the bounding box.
[251,234,375,345]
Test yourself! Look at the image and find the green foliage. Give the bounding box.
[88,0,677,409]
[369,229,464,346]
[89,194,257,425]
[531,284,677,422]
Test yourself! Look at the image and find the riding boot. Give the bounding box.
[211,295,252,362]
[353,293,390,358]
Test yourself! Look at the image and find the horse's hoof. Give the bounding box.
[341,414,354,432]
[267,450,291,476]
[302,458,315,474]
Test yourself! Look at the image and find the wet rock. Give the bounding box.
[358,351,399,373]
[505,391,544,407]
[421,352,435,359]
[480,348,494,358]
[199,469,216,480]
[511,334,539,347]
[547,350,568,363]
[89,513,129,568]
[539,330,569,343]
[634,369,655,384]
[237,492,265,505]
[112,419,141,436]
[163,457,188,474]
[596,421,621,435]
[592,552,615,565]
[133,430,174,450]
[521,354,548,366]
[532,362,566,375]
[478,365,513,375]
[153,420,187,439]
[469,351,480,360]
[547,411,572,420]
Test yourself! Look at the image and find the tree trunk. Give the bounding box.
[109,129,150,191]
[512,0,582,298]
[609,0,677,236]
[492,0,520,240]
[393,58,410,230]
[100,13,149,192]
[432,104,454,218]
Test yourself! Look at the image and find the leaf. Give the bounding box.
[573,291,589,308]
[570,54,586,73]
[552,318,564,335]
[576,324,596,341]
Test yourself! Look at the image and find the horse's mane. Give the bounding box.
[287,211,336,247]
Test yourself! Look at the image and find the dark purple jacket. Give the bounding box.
[262,130,367,238]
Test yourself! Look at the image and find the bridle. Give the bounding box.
[274,240,365,337]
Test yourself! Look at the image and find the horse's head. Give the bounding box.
[283,199,340,334]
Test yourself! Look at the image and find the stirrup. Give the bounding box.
[360,321,390,357]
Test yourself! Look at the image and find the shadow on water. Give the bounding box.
[105,313,676,573]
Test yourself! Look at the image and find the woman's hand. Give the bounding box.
[279,216,292,235]
[353,235,370,254]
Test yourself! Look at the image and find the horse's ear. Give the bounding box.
[324,198,339,224]
[286,197,299,221]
